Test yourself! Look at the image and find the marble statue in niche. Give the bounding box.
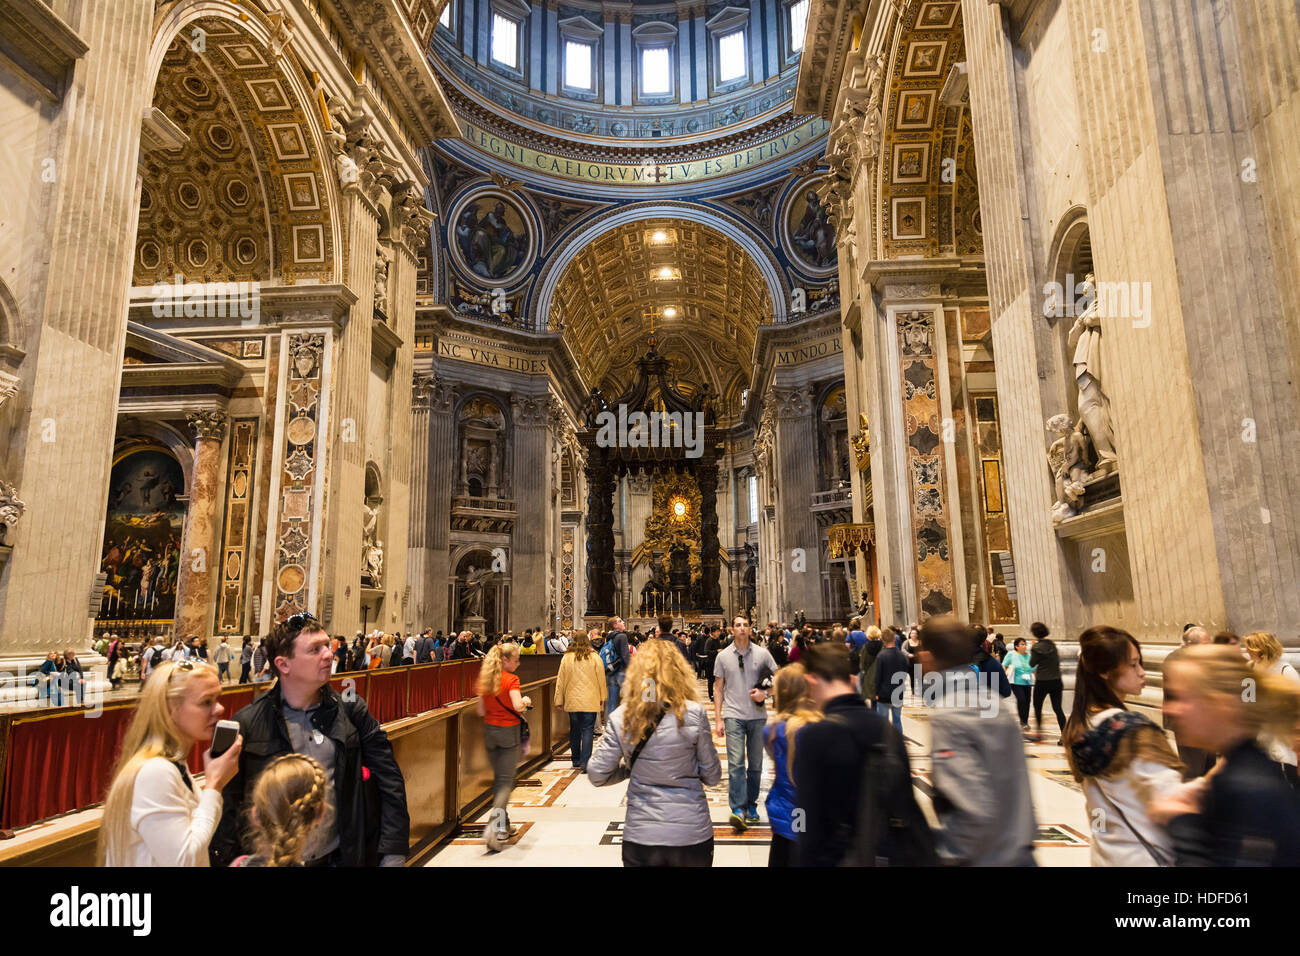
[1067,274,1118,473]
[374,246,390,316]
[1046,413,1090,522]
[362,500,384,587]
[459,564,494,617]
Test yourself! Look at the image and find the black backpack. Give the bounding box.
[847,638,862,673]
[839,721,937,867]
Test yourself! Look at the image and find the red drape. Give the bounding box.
[438,661,463,707]
[407,665,441,714]
[365,669,406,725]
[329,673,366,700]
[461,660,482,702]
[0,657,533,830]
[2,706,134,830]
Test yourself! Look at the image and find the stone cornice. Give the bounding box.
[794,0,881,119]
[0,0,88,98]
[745,308,842,428]
[862,256,987,302]
[120,363,242,392]
[126,284,358,333]
[443,81,817,166]
[317,0,457,143]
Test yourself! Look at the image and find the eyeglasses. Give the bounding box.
[285,612,317,630]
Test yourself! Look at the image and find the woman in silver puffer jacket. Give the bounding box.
[589,638,722,866]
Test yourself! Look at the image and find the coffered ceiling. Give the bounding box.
[552,217,771,392]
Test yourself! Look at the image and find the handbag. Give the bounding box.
[502,696,531,741]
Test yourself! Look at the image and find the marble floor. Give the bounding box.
[425,682,1095,867]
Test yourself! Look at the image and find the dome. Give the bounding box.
[429,0,811,150]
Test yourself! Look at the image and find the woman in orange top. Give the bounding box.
[475,641,530,852]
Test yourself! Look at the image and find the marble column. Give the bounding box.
[407,375,432,630]
[511,395,551,628]
[698,462,723,614]
[583,455,616,617]
[381,233,417,631]
[318,166,381,634]
[0,0,155,658]
[773,385,821,618]
[174,411,227,639]
[409,371,456,631]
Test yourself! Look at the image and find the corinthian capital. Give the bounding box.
[511,394,549,426]
[413,371,455,412]
[187,410,228,442]
[771,386,813,420]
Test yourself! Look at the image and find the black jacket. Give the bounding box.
[209,681,409,867]
[793,693,905,866]
[972,649,1012,697]
[874,646,911,705]
[1028,639,1061,682]
[1168,739,1300,866]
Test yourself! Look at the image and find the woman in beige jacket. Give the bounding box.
[555,630,607,772]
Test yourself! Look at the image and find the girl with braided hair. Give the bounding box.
[231,754,328,867]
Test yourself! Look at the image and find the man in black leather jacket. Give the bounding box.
[209,615,409,867]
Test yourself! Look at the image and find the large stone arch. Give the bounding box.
[0,278,24,411]
[872,0,972,260]
[138,2,343,285]
[531,202,790,330]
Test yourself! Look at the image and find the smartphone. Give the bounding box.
[210,719,239,759]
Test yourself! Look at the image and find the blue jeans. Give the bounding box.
[606,670,625,717]
[875,701,902,731]
[724,717,765,814]
[569,711,597,768]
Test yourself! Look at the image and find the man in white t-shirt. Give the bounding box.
[712,616,776,831]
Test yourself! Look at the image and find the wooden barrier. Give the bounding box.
[0,654,565,861]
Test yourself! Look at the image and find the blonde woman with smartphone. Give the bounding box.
[99,660,243,866]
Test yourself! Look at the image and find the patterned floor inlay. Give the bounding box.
[451,820,537,846]
[1035,823,1090,847]
[1039,768,1083,793]
[598,821,773,846]
[509,767,581,807]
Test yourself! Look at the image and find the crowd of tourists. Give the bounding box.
[487,613,1300,868]
[92,607,1300,869]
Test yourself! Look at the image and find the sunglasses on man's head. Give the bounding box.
[285,612,317,629]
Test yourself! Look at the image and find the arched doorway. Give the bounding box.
[454,548,507,634]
